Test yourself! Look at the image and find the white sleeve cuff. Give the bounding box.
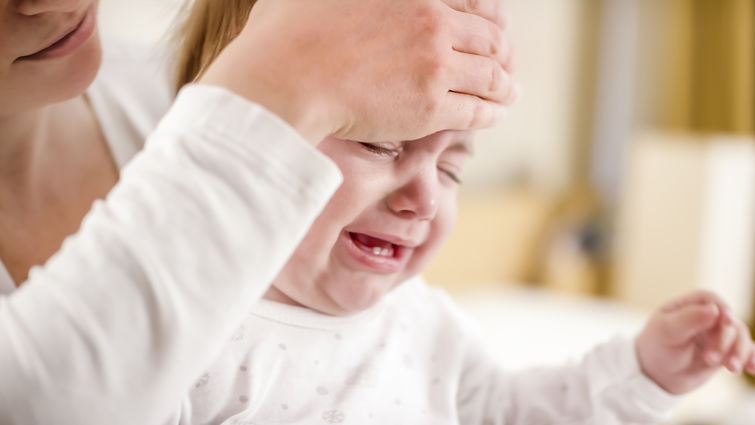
[154,83,342,200]
[598,337,682,421]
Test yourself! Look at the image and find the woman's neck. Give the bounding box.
[0,106,51,192]
[0,96,114,200]
[0,95,118,285]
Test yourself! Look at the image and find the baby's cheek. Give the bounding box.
[414,216,456,270]
[395,204,458,284]
[435,200,459,243]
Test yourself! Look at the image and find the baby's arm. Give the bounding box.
[457,337,678,425]
[636,290,755,395]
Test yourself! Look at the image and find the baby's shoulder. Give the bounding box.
[387,277,484,336]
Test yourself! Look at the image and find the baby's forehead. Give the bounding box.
[412,130,476,154]
[426,129,474,141]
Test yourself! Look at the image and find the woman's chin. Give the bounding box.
[15,33,102,111]
[50,34,102,103]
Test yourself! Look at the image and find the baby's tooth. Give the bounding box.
[372,247,382,255]
[381,248,391,257]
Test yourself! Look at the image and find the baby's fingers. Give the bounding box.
[704,322,738,366]
[661,290,727,314]
[723,322,752,373]
[660,302,719,344]
[747,348,755,375]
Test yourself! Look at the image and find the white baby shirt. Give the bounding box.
[169,277,678,425]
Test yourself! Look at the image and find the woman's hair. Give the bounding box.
[174,0,257,91]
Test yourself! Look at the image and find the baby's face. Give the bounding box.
[265,130,473,315]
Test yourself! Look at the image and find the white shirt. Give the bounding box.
[0,41,343,425]
[168,278,678,425]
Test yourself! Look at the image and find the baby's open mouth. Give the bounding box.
[349,232,398,258]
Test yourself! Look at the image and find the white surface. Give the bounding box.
[452,285,647,368]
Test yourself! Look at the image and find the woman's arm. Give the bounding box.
[0,85,342,425]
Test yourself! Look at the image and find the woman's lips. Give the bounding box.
[339,231,412,274]
[16,5,96,62]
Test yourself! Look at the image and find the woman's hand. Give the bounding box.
[200,0,518,144]
[636,290,755,395]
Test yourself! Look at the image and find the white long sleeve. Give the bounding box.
[458,337,680,425]
[0,84,342,425]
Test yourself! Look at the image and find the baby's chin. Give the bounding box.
[321,288,383,316]
[323,272,417,316]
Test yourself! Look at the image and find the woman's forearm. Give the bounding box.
[0,85,341,425]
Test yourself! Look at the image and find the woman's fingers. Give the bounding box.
[441,0,507,28]
[209,0,520,143]
[447,51,515,104]
[437,91,505,131]
[448,9,513,70]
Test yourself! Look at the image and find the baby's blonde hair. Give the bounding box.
[174,0,258,91]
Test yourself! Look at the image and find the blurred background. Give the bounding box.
[99,0,755,423]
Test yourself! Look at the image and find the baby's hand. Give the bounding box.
[635,290,755,395]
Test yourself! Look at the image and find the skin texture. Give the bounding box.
[199,0,519,145]
[265,130,472,315]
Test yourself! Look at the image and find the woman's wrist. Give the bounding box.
[199,63,333,145]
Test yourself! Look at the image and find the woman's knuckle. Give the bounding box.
[488,62,501,94]
[422,53,448,87]
[465,0,481,14]
[415,4,447,39]
[467,98,488,128]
